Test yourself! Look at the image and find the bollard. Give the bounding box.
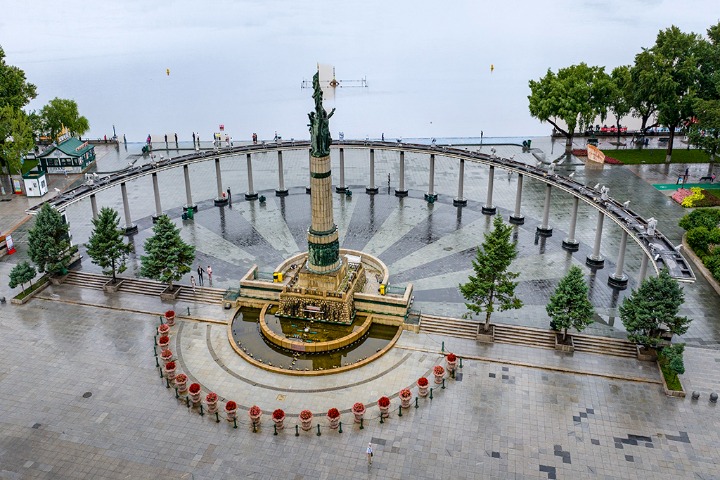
[215,412,220,423]
[165,377,170,389]
[360,418,364,430]
[317,424,321,436]
[155,356,160,368]
[459,357,463,368]
[174,387,179,399]
[154,346,157,357]
[442,379,446,390]
[380,414,384,424]
[451,369,455,379]
[295,425,299,437]
[339,421,343,433]
[159,315,164,325]
[199,404,204,416]
[415,397,419,409]
[430,388,433,400]
[441,341,445,353]
[233,418,237,429]
[274,424,278,436]
[159,366,163,378]
[187,306,190,316]
[398,405,402,417]
[186,396,190,408]
[253,422,257,433]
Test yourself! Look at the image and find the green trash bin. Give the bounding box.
[187,208,194,220]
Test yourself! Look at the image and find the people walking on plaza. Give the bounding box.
[197,265,205,286]
[252,132,257,144]
[207,265,213,286]
[147,134,152,145]
[190,275,196,293]
[192,132,196,145]
[164,134,168,144]
[174,132,178,145]
[381,133,384,141]
[227,187,232,205]
[367,443,373,464]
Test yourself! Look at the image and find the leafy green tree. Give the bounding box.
[528,63,613,152]
[459,216,522,332]
[140,214,195,289]
[628,50,661,134]
[8,261,37,291]
[0,46,37,181]
[619,270,691,348]
[688,99,720,162]
[86,207,133,282]
[0,105,33,177]
[608,65,632,143]
[546,265,595,341]
[39,97,90,140]
[645,26,703,163]
[27,203,77,275]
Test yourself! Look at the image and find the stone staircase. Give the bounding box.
[419,314,638,359]
[64,271,225,305]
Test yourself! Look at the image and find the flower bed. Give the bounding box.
[671,188,693,205]
[571,149,587,157]
[604,156,623,165]
[378,396,390,408]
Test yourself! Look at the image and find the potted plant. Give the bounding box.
[433,365,445,384]
[272,409,286,429]
[205,392,218,414]
[352,402,366,423]
[248,405,262,427]
[225,400,238,421]
[164,361,176,381]
[399,388,412,408]
[327,408,341,429]
[417,377,429,397]
[164,310,176,327]
[174,373,188,393]
[445,353,457,372]
[158,323,170,336]
[157,335,170,352]
[299,409,313,431]
[188,383,201,404]
[377,396,390,418]
[160,349,173,365]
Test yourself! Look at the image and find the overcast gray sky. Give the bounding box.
[2,0,718,140]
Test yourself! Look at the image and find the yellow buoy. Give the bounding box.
[166,68,170,76]
[490,64,494,73]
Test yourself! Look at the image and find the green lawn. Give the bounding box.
[606,148,712,165]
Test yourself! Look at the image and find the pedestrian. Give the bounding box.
[197,265,205,286]
[147,134,152,145]
[164,134,168,144]
[685,167,690,182]
[387,173,391,187]
[274,131,278,142]
[713,173,717,183]
[381,133,384,141]
[192,132,196,144]
[230,136,233,147]
[207,265,213,286]
[252,132,257,144]
[367,443,373,465]
[191,275,196,293]
[104,134,107,143]
[174,132,178,144]
[123,134,127,145]
[227,187,232,204]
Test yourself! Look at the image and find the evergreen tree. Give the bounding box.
[459,216,522,332]
[86,207,133,281]
[8,261,37,291]
[140,214,195,289]
[27,203,76,275]
[619,270,691,348]
[546,265,595,341]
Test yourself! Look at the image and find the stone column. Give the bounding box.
[586,210,605,267]
[306,148,312,194]
[366,148,378,194]
[482,166,496,214]
[425,154,437,202]
[245,153,258,200]
[276,150,288,196]
[536,184,552,237]
[151,172,163,221]
[213,157,227,206]
[395,150,408,197]
[307,154,341,273]
[638,254,649,282]
[608,230,629,288]
[562,197,580,251]
[183,165,196,211]
[335,148,346,193]
[509,174,524,225]
[90,193,98,220]
[120,182,137,234]
[453,158,467,206]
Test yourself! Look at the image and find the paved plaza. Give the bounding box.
[2,137,720,479]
